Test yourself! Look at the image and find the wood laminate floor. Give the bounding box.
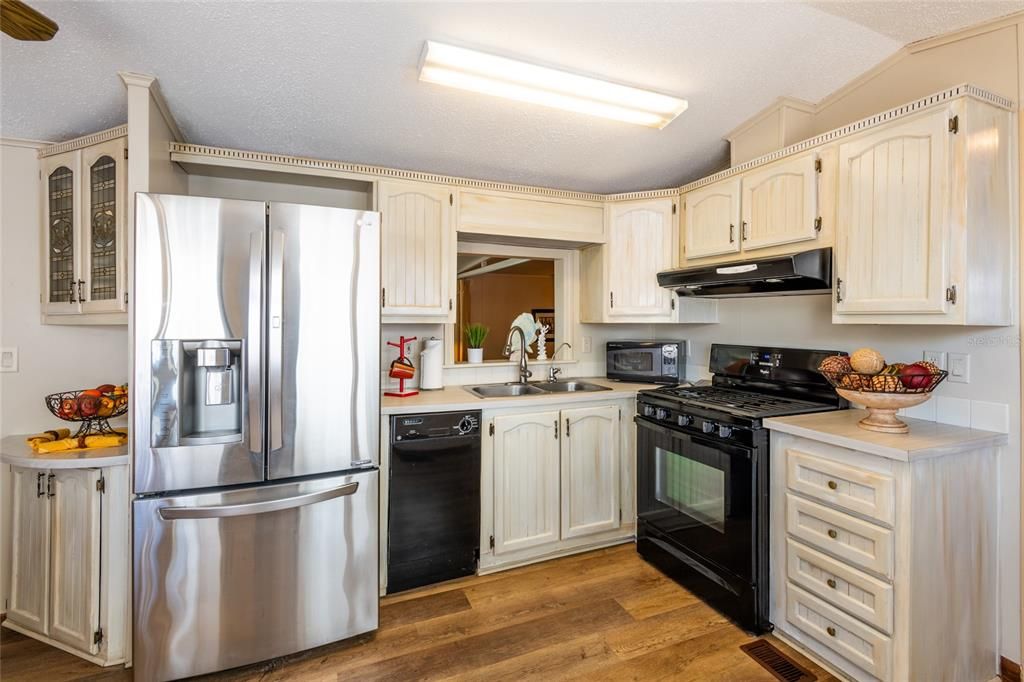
[1,543,836,681]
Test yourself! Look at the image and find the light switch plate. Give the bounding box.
[582,336,593,354]
[0,347,17,373]
[948,352,970,383]
[923,350,947,370]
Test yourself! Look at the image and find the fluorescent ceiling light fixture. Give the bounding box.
[419,41,688,129]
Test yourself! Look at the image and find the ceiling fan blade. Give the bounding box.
[1,0,58,41]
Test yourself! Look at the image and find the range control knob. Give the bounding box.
[718,425,734,439]
[677,414,693,427]
[457,416,476,434]
[655,408,670,421]
[643,405,657,418]
[701,421,716,434]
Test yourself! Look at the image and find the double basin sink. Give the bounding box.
[465,380,611,399]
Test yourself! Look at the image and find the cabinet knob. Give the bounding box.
[827,480,838,490]
[826,578,837,589]
[826,626,837,637]
[827,528,838,539]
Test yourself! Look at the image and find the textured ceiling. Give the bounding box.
[807,1,1021,43]
[0,2,1015,193]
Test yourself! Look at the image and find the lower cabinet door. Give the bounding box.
[492,411,561,555]
[8,466,51,635]
[49,468,101,654]
[561,405,620,539]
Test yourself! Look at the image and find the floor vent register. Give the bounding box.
[739,639,816,682]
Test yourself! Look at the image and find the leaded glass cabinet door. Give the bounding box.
[41,151,82,315]
[81,138,127,314]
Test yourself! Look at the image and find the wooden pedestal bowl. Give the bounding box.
[834,389,933,434]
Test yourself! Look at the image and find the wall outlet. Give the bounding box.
[948,352,970,383]
[581,336,593,354]
[0,347,17,373]
[923,350,947,370]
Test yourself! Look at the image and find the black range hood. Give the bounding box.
[657,247,832,298]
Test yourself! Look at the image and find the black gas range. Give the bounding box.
[634,344,846,634]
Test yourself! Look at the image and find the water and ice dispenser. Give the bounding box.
[151,339,244,447]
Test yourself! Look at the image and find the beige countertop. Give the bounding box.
[1,434,129,469]
[381,377,660,415]
[765,409,1007,462]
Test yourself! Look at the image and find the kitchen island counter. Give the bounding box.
[1,434,129,469]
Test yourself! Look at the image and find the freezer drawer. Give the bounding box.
[133,471,378,681]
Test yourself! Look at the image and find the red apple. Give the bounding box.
[900,362,932,389]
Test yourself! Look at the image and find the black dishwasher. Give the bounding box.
[387,411,482,593]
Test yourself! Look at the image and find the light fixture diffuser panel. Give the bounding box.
[419,41,688,129]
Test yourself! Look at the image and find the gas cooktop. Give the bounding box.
[646,385,835,419]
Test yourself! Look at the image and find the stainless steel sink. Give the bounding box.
[536,381,611,393]
[464,380,612,398]
[465,383,547,398]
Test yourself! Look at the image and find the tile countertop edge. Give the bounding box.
[764,409,1008,462]
[381,378,659,415]
[1,434,130,469]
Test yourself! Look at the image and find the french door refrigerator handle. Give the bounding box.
[247,231,265,453]
[269,228,285,451]
[158,482,359,520]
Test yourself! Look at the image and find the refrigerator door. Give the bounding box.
[133,194,266,494]
[267,203,380,479]
[133,470,379,681]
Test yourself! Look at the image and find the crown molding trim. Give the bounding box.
[38,125,128,158]
[679,83,1014,194]
[1,137,52,150]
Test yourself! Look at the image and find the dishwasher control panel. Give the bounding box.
[392,411,481,441]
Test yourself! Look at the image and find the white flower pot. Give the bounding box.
[468,348,484,364]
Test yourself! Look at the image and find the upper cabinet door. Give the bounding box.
[835,109,951,315]
[8,466,51,636]
[49,468,102,655]
[80,138,127,315]
[378,181,454,320]
[561,405,620,540]
[41,151,82,315]
[491,411,561,555]
[607,198,676,318]
[684,179,741,259]
[740,153,819,251]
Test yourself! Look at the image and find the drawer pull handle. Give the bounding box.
[826,578,837,589]
[827,529,838,539]
[826,626,837,637]
[827,480,838,490]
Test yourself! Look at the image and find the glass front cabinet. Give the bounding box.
[40,136,128,323]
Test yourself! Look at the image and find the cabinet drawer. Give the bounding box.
[787,539,893,634]
[787,448,895,525]
[787,494,893,579]
[787,583,892,680]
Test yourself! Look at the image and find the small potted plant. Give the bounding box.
[465,323,488,364]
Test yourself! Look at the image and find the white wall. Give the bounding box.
[0,140,131,609]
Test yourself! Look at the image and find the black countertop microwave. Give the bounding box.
[606,341,687,384]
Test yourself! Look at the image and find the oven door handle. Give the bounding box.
[634,416,752,457]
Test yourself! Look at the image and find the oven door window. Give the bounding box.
[637,419,754,582]
[655,446,725,533]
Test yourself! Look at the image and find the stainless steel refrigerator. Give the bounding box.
[131,194,380,681]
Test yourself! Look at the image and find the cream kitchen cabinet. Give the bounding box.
[457,188,604,244]
[3,462,129,666]
[683,178,741,259]
[767,411,1003,682]
[39,134,128,325]
[581,197,717,324]
[377,180,456,323]
[833,98,1014,325]
[682,152,822,263]
[480,399,634,572]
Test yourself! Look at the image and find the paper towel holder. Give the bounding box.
[419,336,445,391]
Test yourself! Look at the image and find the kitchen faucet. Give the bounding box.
[503,326,532,384]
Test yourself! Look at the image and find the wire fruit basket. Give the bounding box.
[818,369,948,434]
[45,388,128,438]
